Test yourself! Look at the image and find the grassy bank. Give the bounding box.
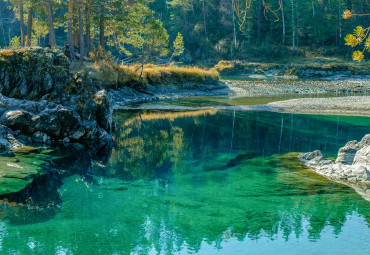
[214,58,370,77]
[75,60,220,90]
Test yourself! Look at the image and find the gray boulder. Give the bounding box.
[298,134,370,183]
[335,135,370,164]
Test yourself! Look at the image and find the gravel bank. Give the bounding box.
[268,96,370,116]
[223,76,370,96]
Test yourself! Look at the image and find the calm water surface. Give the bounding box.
[0,99,370,254]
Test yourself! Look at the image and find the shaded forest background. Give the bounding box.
[0,0,369,64]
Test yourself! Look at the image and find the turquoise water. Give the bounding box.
[0,108,369,254]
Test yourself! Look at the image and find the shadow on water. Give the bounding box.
[0,143,112,225]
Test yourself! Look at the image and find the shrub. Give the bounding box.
[10,37,20,49]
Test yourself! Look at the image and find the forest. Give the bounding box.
[0,0,369,64]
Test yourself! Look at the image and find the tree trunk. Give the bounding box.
[281,0,286,44]
[79,0,84,62]
[311,0,316,38]
[27,7,33,47]
[46,0,56,46]
[231,0,237,48]
[290,0,296,55]
[19,1,25,47]
[73,5,79,50]
[183,5,187,34]
[202,0,207,37]
[99,3,105,49]
[295,0,299,53]
[85,0,91,56]
[67,0,75,60]
[338,0,342,46]
[257,0,262,41]
[321,0,328,47]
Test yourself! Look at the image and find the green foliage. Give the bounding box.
[344,34,360,47]
[2,0,370,62]
[344,25,370,62]
[172,32,184,57]
[10,36,20,49]
[352,51,365,62]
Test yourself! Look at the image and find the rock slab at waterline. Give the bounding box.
[298,134,370,183]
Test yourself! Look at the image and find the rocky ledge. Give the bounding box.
[298,134,370,183]
[298,134,370,200]
[0,48,113,152]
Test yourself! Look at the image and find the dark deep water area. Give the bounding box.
[0,102,369,254]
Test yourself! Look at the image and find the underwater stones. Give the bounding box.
[0,152,42,195]
[226,152,258,168]
[299,134,370,183]
[298,150,323,161]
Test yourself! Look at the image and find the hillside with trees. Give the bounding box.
[0,0,368,64]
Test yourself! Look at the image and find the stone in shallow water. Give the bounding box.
[0,149,50,195]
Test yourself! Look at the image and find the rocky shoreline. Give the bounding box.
[1,48,370,153]
[0,48,113,153]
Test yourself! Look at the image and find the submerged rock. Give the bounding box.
[298,134,370,183]
[0,148,46,195]
[206,152,258,171]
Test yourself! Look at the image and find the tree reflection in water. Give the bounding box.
[0,109,369,254]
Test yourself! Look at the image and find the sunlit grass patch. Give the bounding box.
[120,64,219,86]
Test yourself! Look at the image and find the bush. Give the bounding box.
[10,37,20,49]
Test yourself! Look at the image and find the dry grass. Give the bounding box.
[74,61,220,89]
[120,64,219,86]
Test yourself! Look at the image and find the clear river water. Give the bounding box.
[0,96,369,255]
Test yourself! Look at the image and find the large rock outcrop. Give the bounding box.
[0,47,71,102]
[0,48,113,151]
[298,134,370,183]
[0,93,111,146]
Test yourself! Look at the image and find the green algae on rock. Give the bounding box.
[0,147,52,195]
